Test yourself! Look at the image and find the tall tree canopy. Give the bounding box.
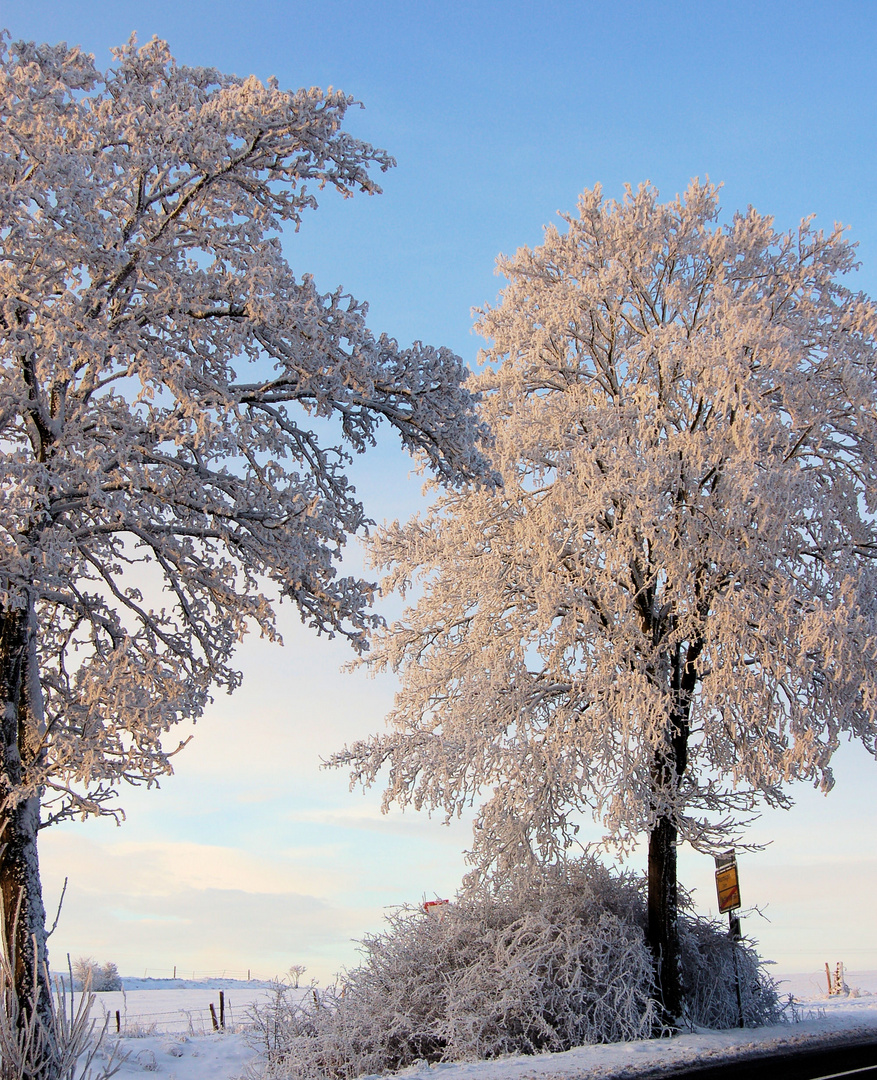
[0,32,489,1055]
[334,181,877,1019]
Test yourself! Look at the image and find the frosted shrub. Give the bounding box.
[680,917,785,1030]
[71,959,122,993]
[249,858,782,1079]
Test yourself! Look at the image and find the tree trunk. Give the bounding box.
[0,602,56,1072]
[647,813,681,1022]
[645,638,700,1025]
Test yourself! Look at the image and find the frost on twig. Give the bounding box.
[0,935,123,1080]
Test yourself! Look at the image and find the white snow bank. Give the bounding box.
[118,977,277,991]
[103,1031,256,1079]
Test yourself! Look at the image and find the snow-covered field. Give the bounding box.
[75,983,280,1036]
[84,971,877,1079]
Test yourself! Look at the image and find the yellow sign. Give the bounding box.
[715,864,741,913]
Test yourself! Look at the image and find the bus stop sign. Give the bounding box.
[714,850,741,914]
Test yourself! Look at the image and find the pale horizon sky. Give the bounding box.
[3,0,877,983]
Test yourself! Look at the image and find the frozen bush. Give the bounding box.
[248,857,783,1080]
[680,916,785,1029]
[97,963,122,993]
[70,958,122,993]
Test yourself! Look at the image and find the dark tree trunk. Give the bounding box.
[647,814,681,1021]
[645,637,701,1026]
[0,602,55,1070]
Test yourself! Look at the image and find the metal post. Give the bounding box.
[729,912,744,1028]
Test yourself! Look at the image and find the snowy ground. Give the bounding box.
[83,971,877,1079]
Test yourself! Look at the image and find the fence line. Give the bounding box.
[53,987,292,1036]
[135,967,259,981]
[92,996,251,1036]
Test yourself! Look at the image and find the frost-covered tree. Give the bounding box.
[0,32,489,1054]
[333,182,877,1020]
[70,957,121,992]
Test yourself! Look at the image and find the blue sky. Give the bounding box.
[3,0,877,981]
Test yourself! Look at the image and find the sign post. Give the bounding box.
[714,850,744,1027]
[714,850,741,917]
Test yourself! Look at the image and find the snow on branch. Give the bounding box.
[332,179,877,871]
[0,33,493,826]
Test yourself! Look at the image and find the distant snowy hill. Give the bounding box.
[118,976,278,991]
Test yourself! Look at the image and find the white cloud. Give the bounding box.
[40,832,350,898]
[284,801,476,840]
[38,831,384,981]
